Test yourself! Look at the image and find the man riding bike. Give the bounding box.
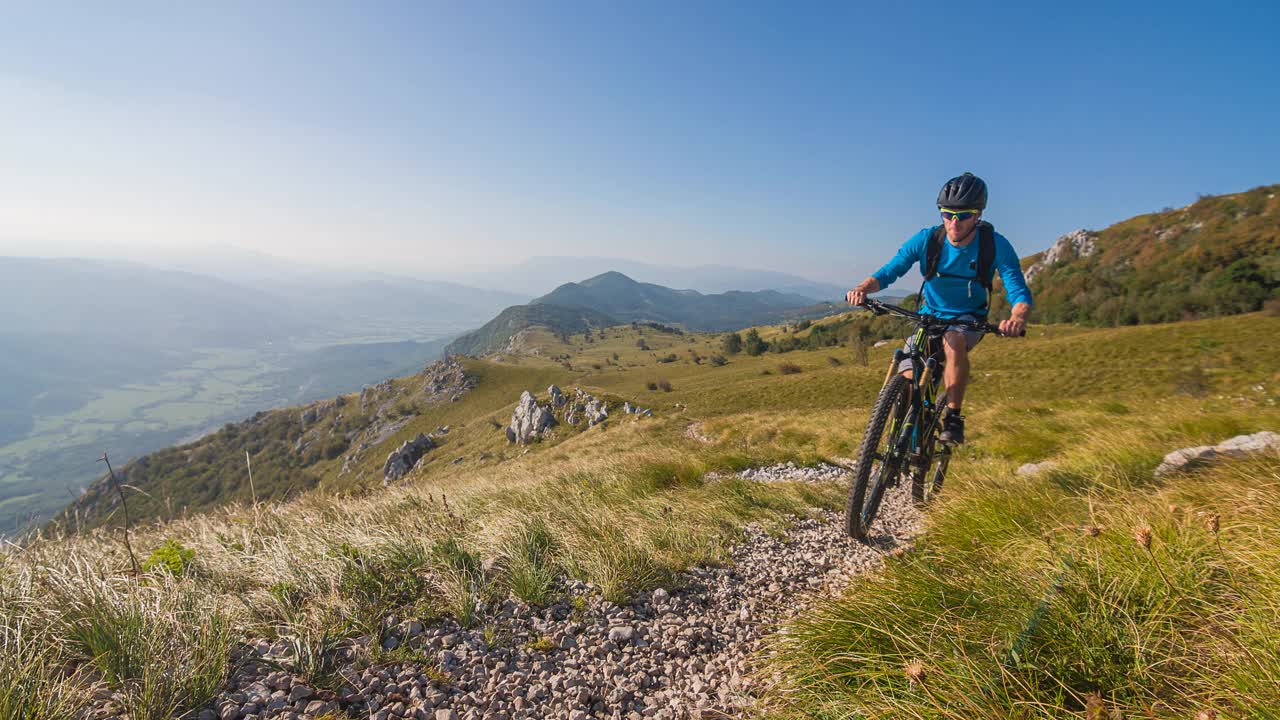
[846,172,1032,444]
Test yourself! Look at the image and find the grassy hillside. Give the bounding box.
[10,309,1280,717]
[991,183,1280,325]
[49,310,920,532]
[442,303,619,357]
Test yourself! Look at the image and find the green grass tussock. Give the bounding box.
[49,570,233,720]
[499,518,561,607]
[0,613,85,720]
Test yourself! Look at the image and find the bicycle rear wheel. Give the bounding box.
[846,374,910,540]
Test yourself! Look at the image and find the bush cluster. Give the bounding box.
[142,540,196,576]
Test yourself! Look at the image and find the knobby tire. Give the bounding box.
[930,449,951,498]
[846,373,910,540]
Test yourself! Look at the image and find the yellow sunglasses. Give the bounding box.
[939,208,980,221]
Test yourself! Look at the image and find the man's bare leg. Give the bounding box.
[942,331,969,410]
[938,333,971,444]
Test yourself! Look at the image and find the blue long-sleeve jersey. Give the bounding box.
[871,226,1033,319]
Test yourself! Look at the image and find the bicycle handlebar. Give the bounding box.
[856,298,1025,337]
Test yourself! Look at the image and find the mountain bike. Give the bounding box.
[844,299,1019,541]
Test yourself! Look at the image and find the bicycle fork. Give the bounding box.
[884,353,941,478]
[904,358,943,469]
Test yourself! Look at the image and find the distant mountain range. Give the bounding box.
[69,242,851,303]
[446,256,849,301]
[444,271,839,357]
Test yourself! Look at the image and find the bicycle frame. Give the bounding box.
[847,298,1018,537]
[885,328,948,467]
[866,299,1005,479]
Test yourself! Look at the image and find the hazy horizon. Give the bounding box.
[2,3,1277,286]
[0,240,850,292]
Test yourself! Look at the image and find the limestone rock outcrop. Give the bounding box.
[548,385,567,408]
[506,391,557,444]
[505,386,653,443]
[621,401,653,417]
[299,396,343,426]
[423,358,476,402]
[564,388,609,427]
[383,433,437,480]
[1024,229,1099,283]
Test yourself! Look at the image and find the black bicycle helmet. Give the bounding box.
[936,172,988,210]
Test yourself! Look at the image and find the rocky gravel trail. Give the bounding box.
[89,463,921,720]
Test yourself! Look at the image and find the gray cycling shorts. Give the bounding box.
[898,314,985,373]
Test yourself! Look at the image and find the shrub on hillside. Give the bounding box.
[770,336,799,353]
[711,355,728,366]
[779,362,802,375]
[635,339,649,351]
[323,437,349,461]
[657,354,678,364]
[632,320,683,335]
[657,380,673,392]
[744,329,768,356]
[143,540,196,577]
[646,381,658,391]
[722,332,743,355]
[851,340,870,367]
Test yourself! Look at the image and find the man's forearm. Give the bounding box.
[860,277,881,293]
[1011,302,1030,320]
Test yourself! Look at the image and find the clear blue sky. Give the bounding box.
[1,1,1276,287]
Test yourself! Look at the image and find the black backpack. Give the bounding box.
[919,221,997,312]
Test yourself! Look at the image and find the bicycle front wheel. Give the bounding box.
[911,391,947,505]
[846,373,910,540]
[929,446,951,498]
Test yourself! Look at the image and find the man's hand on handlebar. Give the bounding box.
[998,316,1026,337]
[999,303,1031,337]
[846,277,879,307]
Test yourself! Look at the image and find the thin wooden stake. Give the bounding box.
[246,450,261,528]
[245,450,258,506]
[99,452,140,577]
